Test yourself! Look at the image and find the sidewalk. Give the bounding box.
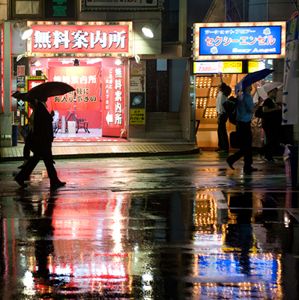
[0,139,200,161]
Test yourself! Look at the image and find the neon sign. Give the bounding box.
[193,22,286,60]
[27,22,133,57]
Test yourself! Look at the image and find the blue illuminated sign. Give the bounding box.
[199,26,282,56]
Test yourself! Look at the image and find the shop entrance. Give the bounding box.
[29,57,126,140]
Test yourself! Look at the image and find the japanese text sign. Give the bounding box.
[193,22,286,60]
[102,60,125,131]
[27,22,133,57]
[48,67,101,111]
[193,61,242,74]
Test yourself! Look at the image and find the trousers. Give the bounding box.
[15,146,59,184]
[228,121,253,169]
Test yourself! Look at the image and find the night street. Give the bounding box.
[0,151,298,299]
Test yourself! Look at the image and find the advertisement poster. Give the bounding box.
[130,92,145,125]
[130,76,145,92]
[48,67,101,111]
[130,60,146,76]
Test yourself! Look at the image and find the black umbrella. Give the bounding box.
[11,91,28,100]
[235,69,274,94]
[24,82,75,102]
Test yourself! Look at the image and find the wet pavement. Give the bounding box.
[0,151,298,299]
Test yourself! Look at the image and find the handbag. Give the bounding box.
[21,124,29,138]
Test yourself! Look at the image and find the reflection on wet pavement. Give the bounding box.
[0,189,298,299]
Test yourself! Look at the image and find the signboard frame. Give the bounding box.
[81,0,163,11]
[26,21,133,58]
[193,22,286,60]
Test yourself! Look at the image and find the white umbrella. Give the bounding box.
[253,82,283,102]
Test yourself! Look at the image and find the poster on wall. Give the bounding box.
[130,76,145,92]
[130,61,146,76]
[48,67,101,111]
[130,92,145,125]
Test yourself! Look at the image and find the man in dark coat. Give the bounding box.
[15,99,66,189]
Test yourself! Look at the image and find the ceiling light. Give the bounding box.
[135,54,141,64]
[16,53,25,62]
[20,26,33,40]
[14,22,33,40]
[142,25,155,38]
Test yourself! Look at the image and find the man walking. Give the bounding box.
[226,84,263,173]
[14,98,66,189]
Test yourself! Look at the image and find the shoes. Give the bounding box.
[244,166,258,173]
[14,177,28,188]
[50,181,66,190]
[215,148,222,152]
[226,157,235,170]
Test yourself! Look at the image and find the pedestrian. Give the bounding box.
[226,84,263,172]
[215,82,230,153]
[257,87,282,161]
[14,98,66,189]
[18,100,36,169]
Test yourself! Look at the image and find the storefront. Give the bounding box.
[192,21,286,148]
[9,21,148,141]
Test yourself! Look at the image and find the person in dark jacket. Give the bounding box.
[14,98,66,189]
[257,87,282,161]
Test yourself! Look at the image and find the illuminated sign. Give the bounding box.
[102,59,125,136]
[130,92,146,125]
[193,61,220,74]
[48,67,101,111]
[248,61,264,73]
[193,61,242,74]
[27,21,133,58]
[193,22,286,60]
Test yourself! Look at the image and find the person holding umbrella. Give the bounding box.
[13,81,74,189]
[257,82,283,161]
[225,70,274,172]
[14,97,66,189]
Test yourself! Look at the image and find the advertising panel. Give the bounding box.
[102,59,125,137]
[193,61,242,74]
[48,67,101,111]
[193,22,286,60]
[27,22,133,57]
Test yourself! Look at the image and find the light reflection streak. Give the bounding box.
[191,191,283,299]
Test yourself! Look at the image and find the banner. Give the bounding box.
[48,67,101,111]
[282,13,298,125]
[102,59,125,137]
